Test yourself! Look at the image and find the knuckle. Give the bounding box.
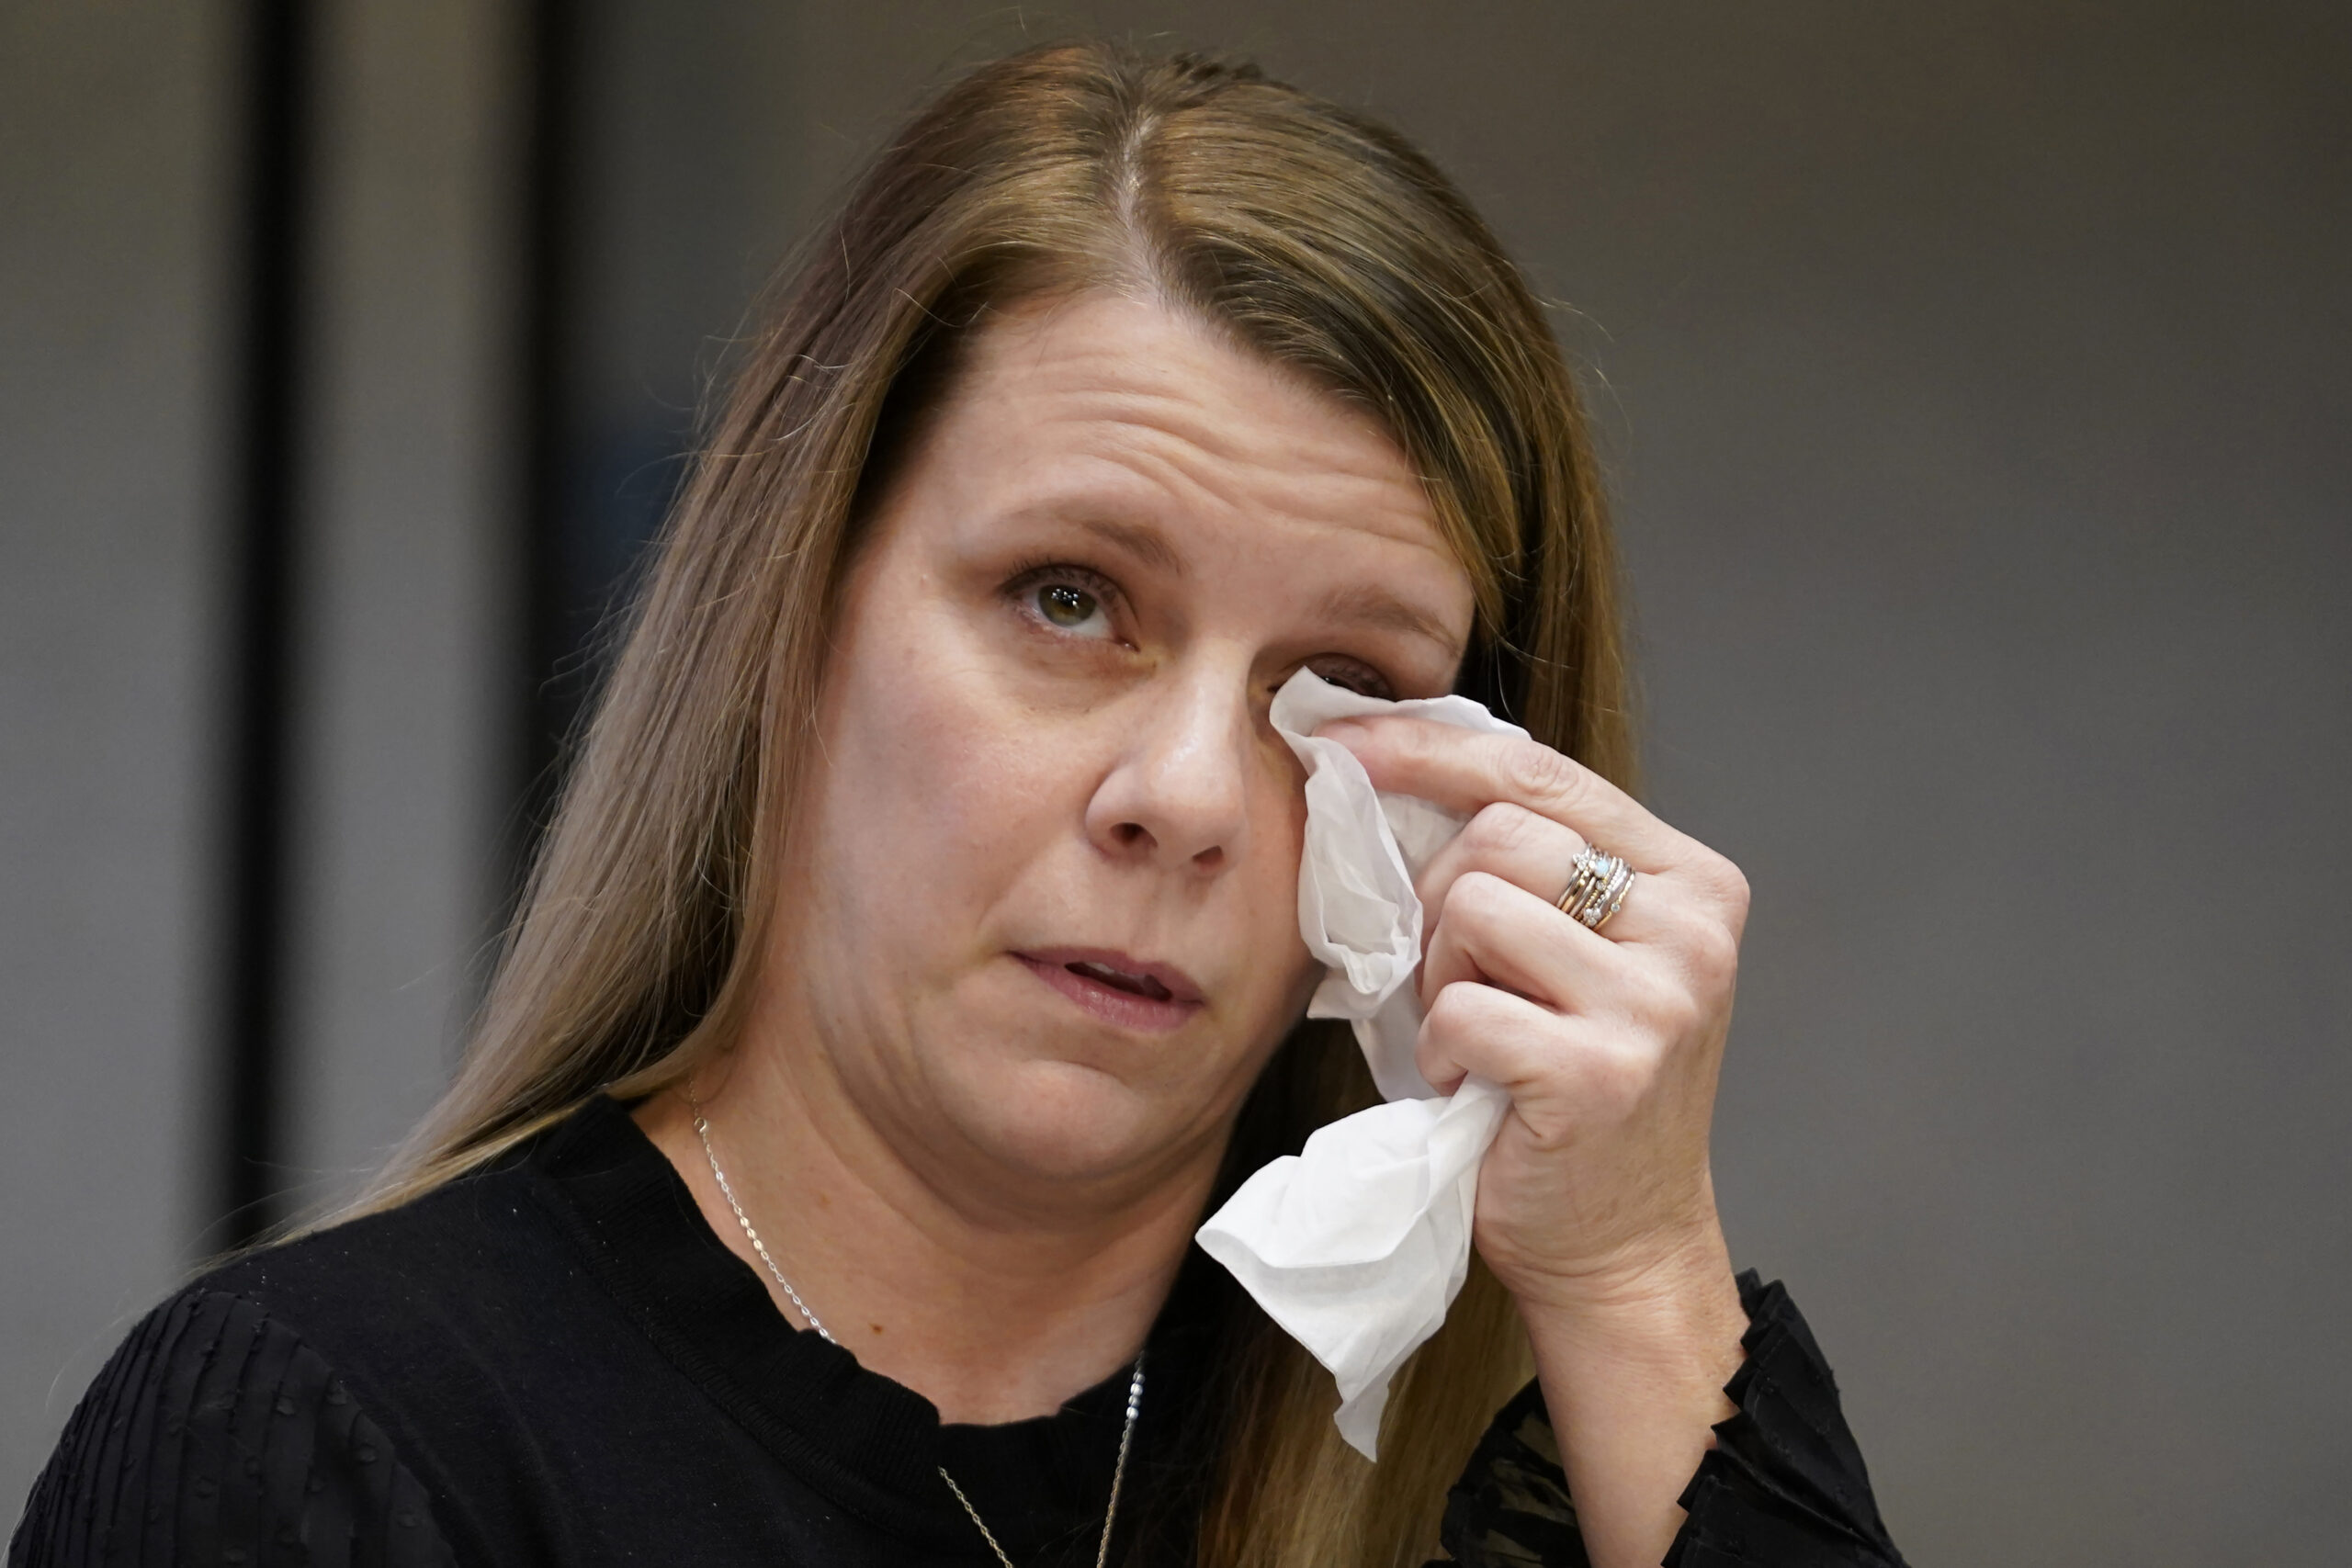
[1412,1027,1448,1078]
[1392,717,1444,764]
[1688,917,1741,984]
[1634,964,1704,1036]
[1661,987,1706,1040]
[1500,739,1583,809]
[1423,981,1468,1032]
[1713,853,1752,915]
[1442,870,1514,927]
[1464,801,1537,858]
[1685,845,1749,914]
[1424,977,1497,1039]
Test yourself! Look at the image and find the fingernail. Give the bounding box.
[1317,718,1369,745]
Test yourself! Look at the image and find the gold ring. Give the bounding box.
[1555,845,1635,933]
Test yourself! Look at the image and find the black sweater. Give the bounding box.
[8,1090,1905,1566]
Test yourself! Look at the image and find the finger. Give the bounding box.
[1415,801,1683,951]
[1413,976,1553,1096]
[1318,715,1690,875]
[1419,870,1641,1010]
[1416,980,1646,1125]
[1421,874,1736,1079]
[1422,871,1585,1010]
[1414,801,1582,934]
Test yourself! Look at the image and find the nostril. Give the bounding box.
[1113,821,1150,848]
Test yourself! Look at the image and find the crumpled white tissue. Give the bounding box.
[1195,669,1528,1460]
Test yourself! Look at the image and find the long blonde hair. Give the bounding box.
[244,42,1633,1567]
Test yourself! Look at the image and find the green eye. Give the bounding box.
[1038,584,1097,627]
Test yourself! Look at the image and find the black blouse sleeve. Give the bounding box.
[8,1289,457,1568]
[1437,1270,1906,1568]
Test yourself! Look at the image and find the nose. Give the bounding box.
[1084,662,1255,874]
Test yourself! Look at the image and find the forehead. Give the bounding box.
[909,290,1475,637]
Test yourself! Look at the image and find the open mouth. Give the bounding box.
[1013,948,1203,1030]
[1064,959,1174,1002]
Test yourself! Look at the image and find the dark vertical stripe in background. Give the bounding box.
[212,0,311,1252]
[518,0,580,869]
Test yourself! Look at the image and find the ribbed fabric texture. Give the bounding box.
[9,1290,453,1567]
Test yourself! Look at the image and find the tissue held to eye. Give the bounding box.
[1197,668,1528,1458]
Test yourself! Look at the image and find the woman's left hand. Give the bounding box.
[1321,713,1752,1566]
[1317,714,1747,1319]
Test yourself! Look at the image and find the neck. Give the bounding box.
[631,1009,1220,1426]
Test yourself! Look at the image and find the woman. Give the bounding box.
[12,43,1906,1568]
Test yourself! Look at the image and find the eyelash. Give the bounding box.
[1004,558,1127,639]
[1306,658,1396,702]
[999,558,1399,699]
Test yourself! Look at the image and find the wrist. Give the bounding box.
[1512,1219,1747,1568]
[1509,1218,1744,1361]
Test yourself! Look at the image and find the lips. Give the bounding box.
[1067,958,1173,1001]
[1014,947,1204,1032]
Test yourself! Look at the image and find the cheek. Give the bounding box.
[809,604,1076,934]
[1235,766,1321,1000]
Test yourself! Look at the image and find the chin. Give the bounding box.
[944,1055,1198,1187]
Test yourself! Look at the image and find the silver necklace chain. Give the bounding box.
[684,1083,1145,1568]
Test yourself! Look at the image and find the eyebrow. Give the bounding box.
[1073,515,1185,576]
[1313,581,1467,658]
[1069,513,1464,657]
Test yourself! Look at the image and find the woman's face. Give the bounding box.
[774,290,1474,1200]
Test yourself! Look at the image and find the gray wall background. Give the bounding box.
[2,0,234,1524]
[6,3,2347,1562]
